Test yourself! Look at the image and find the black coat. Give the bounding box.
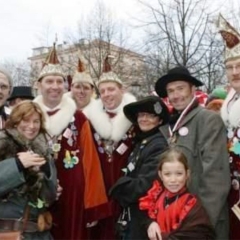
[109,128,167,240]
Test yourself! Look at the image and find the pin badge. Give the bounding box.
[237,129,240,139]
[232,179,240,190]
[228,129,234,139]
[98,147,104,153]
[178,127,189,136]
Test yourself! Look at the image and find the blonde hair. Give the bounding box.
[5,100,46,134]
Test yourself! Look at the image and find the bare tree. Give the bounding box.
[137,0,225,90]
[2,59,31,86]
[63,0,144,90]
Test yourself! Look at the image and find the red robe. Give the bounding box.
[49,111,108,239]
[82,93,137,240]
[88,124,135,239]
[227,134,240,240]
[221,88,240,240]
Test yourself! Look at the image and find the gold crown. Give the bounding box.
[97,56,122,87]
[72,54,94,86]
[38,43,65,81]
[217,14,240,62]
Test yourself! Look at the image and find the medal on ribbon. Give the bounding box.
[63,150,79,169]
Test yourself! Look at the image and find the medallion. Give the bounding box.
[168,134,177,145]
[52,143,61,153]
[63,150,78,169]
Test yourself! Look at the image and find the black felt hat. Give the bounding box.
[123,96,169,124]
[155,66,203,98]
[8,86,34,101]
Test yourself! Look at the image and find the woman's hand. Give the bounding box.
[147,221,162,240]
[17,152,46,169]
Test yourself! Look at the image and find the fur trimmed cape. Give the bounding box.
[34,94,77,136]
[82,92,136,142]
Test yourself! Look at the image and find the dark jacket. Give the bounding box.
[109,127,167,239]
[0,129,57,240]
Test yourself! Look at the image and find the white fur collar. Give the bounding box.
[82,98,96,118]
[221,88,240,128]
[34,94,77,136]
[83,93,136,142]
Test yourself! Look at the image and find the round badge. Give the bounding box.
[237,129,240,138]
[228,129,234,139]
[72,156,79,164]
[178,127,189,136]
[94,133,100,141]
[232,179,240,190]
[98,147,104,154]
[233,137,239,144]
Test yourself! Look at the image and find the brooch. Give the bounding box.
[63,150,79,169]
[52,143,61,153]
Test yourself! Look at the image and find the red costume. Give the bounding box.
[139,181,215,240]
[221,89,240,240]
[82,92,136,239]
[35,95,108,240]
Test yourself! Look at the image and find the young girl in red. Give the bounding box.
[139,148,215,240]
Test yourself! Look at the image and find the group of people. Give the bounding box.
[0,13,239,240]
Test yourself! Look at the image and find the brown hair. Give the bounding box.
[158,147,189,172]
[5,100,46,134]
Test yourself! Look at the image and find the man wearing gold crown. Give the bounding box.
[84,56,137,239]
[34,43,108,240]
[218,14,240,240]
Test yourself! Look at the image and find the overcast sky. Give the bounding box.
[0,0,239,62]
[0,0,142,61]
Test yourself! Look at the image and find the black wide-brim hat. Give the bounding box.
[155,66,203,98]
[8,86,34,101]
[123,96,169,125]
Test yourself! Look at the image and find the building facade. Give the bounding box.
[28,39,147,97]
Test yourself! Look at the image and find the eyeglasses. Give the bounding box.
[226,64,240,73]
[0,84,10,91]
[137,112,158,119]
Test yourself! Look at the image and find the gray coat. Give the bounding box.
[160,105,231,240]
[0,129,57,240]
